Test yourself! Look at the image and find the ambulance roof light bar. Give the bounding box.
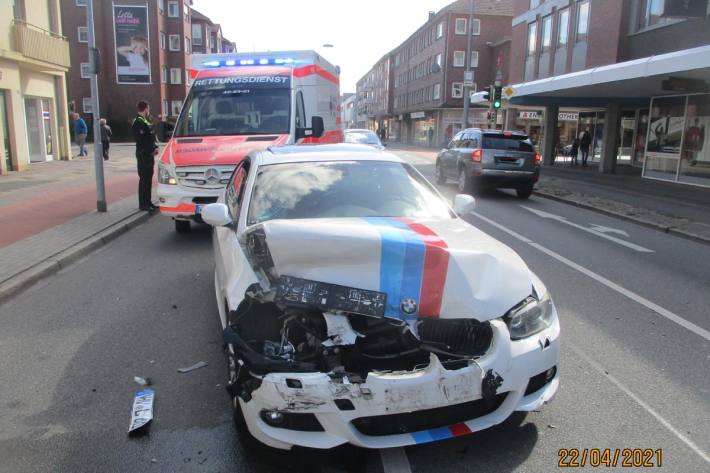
[191,51,316,70]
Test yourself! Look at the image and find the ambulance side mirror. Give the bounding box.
[311,116,324,138]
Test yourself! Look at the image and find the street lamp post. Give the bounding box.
[87,0,107,212]
[462,0,475,130]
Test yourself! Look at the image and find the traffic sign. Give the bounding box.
[463,70,474,87]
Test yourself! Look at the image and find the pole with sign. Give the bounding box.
[461,0,475,130]
[87,0,107,212]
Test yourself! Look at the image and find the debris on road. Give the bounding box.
[548,424,558,429]
[177,361,208,373]
[133,376,152,386]
[128,389,155,434]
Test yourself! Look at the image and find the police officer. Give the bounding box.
[132,100,158,211]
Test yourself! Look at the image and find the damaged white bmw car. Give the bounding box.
[201,144,560,450]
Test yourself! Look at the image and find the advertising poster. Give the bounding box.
[113,5,151,84]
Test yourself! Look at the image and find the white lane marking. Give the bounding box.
[569,344,710,465]
[472,211,710,342]
[589,224,630,238]
[380,447,412,473]
[521,206,654,253]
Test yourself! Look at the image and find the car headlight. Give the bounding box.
[505,292,555,340]
[158,163,177,185]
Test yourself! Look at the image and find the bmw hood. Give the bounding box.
[241,217,533,321]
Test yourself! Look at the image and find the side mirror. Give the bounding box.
[311,115,324,138]
[201,203,232,227]
[453,194,476,215]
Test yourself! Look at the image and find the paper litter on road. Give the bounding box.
[177,361,208,373]
[133,376,151,386]
[128,389,155,433]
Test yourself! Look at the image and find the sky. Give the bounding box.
[191,0,455,93]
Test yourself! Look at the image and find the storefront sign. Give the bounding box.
[519,111,541,120]
[113,5,151,84]
[410,111,425,119]
[559,112,579,121]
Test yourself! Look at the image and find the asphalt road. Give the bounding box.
[0,149,708,472]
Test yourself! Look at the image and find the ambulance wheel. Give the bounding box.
[175,220,191,234]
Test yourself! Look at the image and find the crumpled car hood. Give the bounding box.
[243,217,533,321]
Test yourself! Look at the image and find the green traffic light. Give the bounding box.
[493,100,501,109]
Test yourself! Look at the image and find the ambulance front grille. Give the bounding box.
[175,165,235,189]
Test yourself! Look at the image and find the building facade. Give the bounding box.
[1,0,71,174]
[496,0,710,187]
[340,93,356,129]
[355,53,393,134]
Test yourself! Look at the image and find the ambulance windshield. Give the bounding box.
[174,75,291,136]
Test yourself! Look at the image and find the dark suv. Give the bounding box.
[435,129,541,199]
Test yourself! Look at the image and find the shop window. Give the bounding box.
[576,0,590,43]
[78,26,88,43]
[679,94,710,186]
[643,96,686,181]
[452,82,463,99]
[453,51,465,67]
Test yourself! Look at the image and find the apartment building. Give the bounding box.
[0,0,71,173]
[190,9,236,55]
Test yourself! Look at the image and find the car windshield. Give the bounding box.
[344,131,381,145]
[483,134,535,152]
[174,84,290,137]
[247,160,453,224]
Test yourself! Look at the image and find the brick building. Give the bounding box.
[487,0,710,187]
[61,0,229,140]
[356,0,513,147]
[190,9,235,55]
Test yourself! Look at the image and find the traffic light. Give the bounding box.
[493,85,502,109]
[483,86,491,102]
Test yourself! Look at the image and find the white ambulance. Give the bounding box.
[157,51,342,233]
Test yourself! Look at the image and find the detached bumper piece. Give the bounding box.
[351,392,508,436]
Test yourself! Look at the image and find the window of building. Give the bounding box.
[192,24,202,45]
[161,65,167,83]
[169,34,180,51]
[435,53,442,68]
[576,0,590,42]
[530,0,540,8]
[78,26,87,43]
[433,83,441,100]
[171,100,182,117]
[557,8,570,47]
[76,0,87,6]
[527,21,537,57]
[82,97,92,114]
[159,31,166,49]
[183,2,189,22]
[80,63,91,79]
[452,82,463,98]
[184,37,191,54]
[453,50,465,67]
[470,51,479,68]
[436,21,444,39]
[541,15,552,53]
[186,68,191,86]
[636,0,673,30]
[162,99,168,117]
[170,68,181,84]
[471,19,481,35]
[455,18,467,34]
[168,1,179,17]
[158,0,165,15]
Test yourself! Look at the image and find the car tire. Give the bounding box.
[435,160,446,184]
[175,219,191,234]
[458,167,473,194]
[516,183,534,199]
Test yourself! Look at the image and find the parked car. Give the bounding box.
[436,129,541,198]
[343,128,385,149]
[201,144,560,450]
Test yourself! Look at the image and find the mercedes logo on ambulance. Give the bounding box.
[204,168,221,184]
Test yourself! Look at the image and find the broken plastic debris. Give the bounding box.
[128,389,155,433]
[177,361,208,373]
[134,376,152,386]
[548,424,558,429]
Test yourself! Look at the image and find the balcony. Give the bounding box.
[13,20,70,69]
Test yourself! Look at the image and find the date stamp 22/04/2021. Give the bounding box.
[558,449,662,468]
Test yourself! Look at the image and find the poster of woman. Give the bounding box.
[113,5,151,84]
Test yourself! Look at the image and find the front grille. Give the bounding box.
[351,393,508,436]
[417,318,493,357]
[175,165,235,189]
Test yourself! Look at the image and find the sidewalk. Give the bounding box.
[0,143,156,302]
[388,142,710,244]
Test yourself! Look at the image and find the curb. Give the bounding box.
[0,210,154,304]
[533,190,710,246]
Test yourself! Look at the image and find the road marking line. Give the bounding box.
[569,344,710,464]
[521,205,654,253]
[380,447,412,473]
[471,211,710,342]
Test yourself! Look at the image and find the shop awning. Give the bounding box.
[471,44,710,107]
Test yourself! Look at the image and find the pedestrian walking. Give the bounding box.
[427,126,434,148]
[132,101,158,211]
[570,137,580,166]
[579,128,592,167]
[100,118,112,161]
[73,113,88,157]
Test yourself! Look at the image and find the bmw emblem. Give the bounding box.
[205,167,221,183]
[400,298,418,315]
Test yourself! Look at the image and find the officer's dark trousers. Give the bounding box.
[136,154,154,209]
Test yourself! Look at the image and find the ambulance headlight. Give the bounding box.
[158,163,177,185]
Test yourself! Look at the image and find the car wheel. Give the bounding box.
[435,160,446,184]
[516,183,534,199]
[458,167,473,194]
[175,219,191,234]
